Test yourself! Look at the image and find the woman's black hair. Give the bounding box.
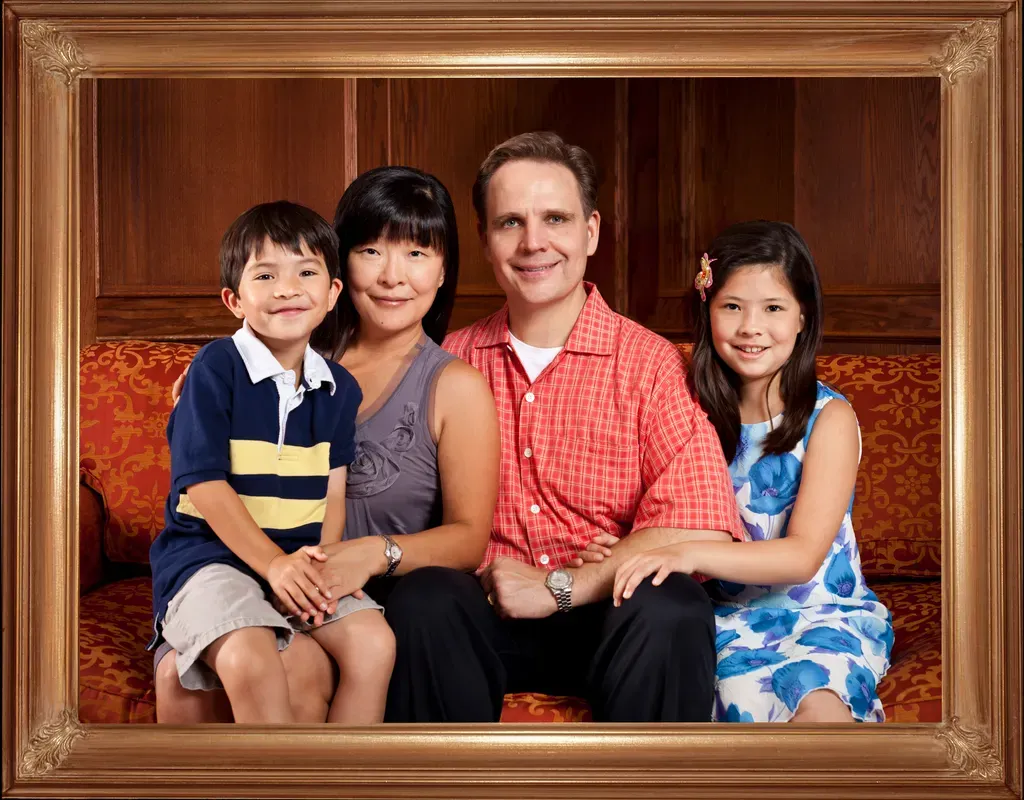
[688,220,824,463]
[312,166,460,359]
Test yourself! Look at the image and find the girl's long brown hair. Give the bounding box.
[688,221,824,463]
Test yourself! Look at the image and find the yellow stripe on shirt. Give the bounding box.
[176,493,327,530]
[228,439,331,477]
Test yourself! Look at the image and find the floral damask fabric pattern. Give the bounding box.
[80,341,200,565]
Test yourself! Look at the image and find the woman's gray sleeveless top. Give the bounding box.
[343,337,455,540]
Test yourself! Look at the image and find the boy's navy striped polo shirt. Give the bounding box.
[148,328,361,640]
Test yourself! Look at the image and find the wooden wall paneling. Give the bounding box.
[626,78,664,326]
[633,78,796,340]
[80,78,97,346]
[794,78,941,287]
[96,78,354,300]
[381,78,622,332]
[356,78,390,174]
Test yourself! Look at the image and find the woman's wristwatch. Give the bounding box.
[377,533,403,578]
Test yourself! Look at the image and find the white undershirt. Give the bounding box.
[509,332,563,383]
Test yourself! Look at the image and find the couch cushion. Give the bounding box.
[817,355,941,578]
[79,577,157,724]
[80,341,199,565]
[872,579,942,722]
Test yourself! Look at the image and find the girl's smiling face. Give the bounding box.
[709,263,805,391]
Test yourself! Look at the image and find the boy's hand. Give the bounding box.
[569,533,620,567]
[170,364,189,408]
[612,543,693,607]
[266,546,333,621]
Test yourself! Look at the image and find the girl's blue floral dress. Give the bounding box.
[712,382,894,722]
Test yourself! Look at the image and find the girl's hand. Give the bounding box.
[613,544,693,607]
[266,546,332,621]
[569,533,621,567]
[170,364,190,407]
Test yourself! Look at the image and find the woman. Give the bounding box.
[155,166,500,723]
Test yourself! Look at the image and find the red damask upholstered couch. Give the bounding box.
[79,341,941,724]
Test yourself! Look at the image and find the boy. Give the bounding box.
[148,201,395,723]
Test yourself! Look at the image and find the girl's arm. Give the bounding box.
[614,399,861,603]
[318,359,499,590]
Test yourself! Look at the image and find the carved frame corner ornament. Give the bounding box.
[930,19,999,85]
[936,716,1002,782]
[21,21,88,85]
[19,708,89,777]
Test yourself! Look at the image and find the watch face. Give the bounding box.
[547,569,571,590]
[390,541,403,559]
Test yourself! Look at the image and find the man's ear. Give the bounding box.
[586,210,601,257]
[222,287,246,319]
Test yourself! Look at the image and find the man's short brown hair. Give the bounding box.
[471,131,599,228]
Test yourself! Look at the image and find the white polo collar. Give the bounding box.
[231,320,336,395]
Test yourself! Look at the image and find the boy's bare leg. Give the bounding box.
[280,633,336,722]
[310,610,395,724]
[154,636,333,723]
[154,649,233,723]
[202,627,293,723]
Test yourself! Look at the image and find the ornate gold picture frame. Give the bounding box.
[2,1,1020,797]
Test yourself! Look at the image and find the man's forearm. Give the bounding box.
[569,526,732,606]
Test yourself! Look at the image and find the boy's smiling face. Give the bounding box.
[221,237,342,349]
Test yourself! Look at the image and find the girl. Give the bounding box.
[612,220,893,723]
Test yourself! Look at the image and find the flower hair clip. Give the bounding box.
[694,253,716,301]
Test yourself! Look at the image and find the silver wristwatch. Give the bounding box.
[544,568,574,613]
[377,533,403,578]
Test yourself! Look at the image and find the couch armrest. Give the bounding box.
[79,475,105,594]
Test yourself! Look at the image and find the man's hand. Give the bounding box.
[265,546,332,621]
[569,532,620,567]
[315,537,388,602]
[477,557,558,619]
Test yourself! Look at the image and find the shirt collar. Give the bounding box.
[473,282,615,356]
[231,320,336,394]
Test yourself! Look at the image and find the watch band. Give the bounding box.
[378,533,400,578]
[552,586,572,613]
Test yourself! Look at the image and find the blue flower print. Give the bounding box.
[786,581,817,604]
[771,660,831,712]
[722,703,755,723]
[716,629,741,652]
[796,626,863,657]
[745,453,802,516]
[746,608,800,642]
[844,659,878,719]
[734,431,752,464]
[714,604,744,618]
[824,545,857,598]
[846,616,895,658]
[743,518,766,541]
[718,647,788,679]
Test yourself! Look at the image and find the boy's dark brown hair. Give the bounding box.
[471,131,599,229]
[219,201,340,294]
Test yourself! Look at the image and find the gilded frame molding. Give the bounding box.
[2,2,1020,797]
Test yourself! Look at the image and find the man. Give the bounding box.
[381,131,744,722]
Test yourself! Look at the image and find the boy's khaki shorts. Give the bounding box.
[159,562,382,691]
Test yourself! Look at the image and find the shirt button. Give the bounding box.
[525,392,535,403]
[524,447,533,458]
[530,504,540,514]
[539,554,550,565]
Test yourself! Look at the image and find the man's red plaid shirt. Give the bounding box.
[443,284,744,570]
